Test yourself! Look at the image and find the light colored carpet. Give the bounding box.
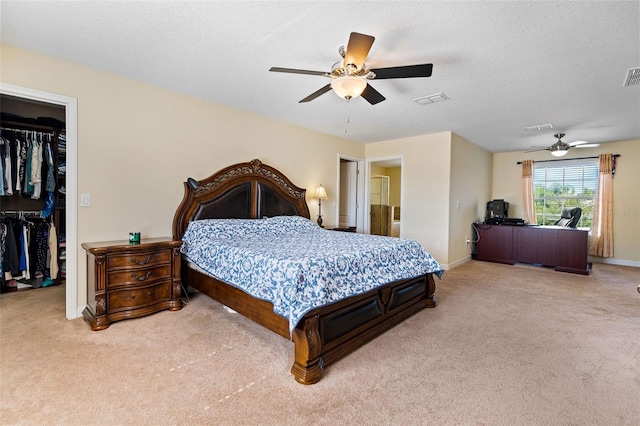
[1,260,639,425]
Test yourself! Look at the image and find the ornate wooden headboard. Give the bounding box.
[172,159,310,239]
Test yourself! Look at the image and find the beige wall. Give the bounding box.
[366,132,453,265]
[449,133,493,267]
[1,44,364,309]
[366,132,494,268]
[493,139,640,265]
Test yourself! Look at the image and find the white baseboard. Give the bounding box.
[589,257,640,268]
[441,255,472,270]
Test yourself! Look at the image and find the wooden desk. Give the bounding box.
[474,224,590,274]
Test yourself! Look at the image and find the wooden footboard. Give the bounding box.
[184,264,436,384]
[291,273,436,384]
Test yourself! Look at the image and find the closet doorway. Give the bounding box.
[1,83,78,320]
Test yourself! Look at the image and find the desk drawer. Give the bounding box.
[108,282,172,311]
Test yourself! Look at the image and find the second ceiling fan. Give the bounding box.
[526,133,600,157]
[269,32,433,105]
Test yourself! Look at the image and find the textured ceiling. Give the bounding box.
[1,1,639,152]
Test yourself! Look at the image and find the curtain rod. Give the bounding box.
[516,154,620,165]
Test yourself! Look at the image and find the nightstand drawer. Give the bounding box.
[107,250,171,270]
[107,264,172,288]
[108,282,172,311]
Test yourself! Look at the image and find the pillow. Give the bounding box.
[262,215,319,234]
[184,218,262,240]
[184,216,319,241]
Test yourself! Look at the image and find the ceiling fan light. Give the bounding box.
[331,76,367,100]
[550,148,568,157]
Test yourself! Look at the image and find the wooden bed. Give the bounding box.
[172,159,437,384]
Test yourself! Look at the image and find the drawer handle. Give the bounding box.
[130,256,151,266]
[131,271,151,281]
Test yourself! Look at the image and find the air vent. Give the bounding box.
[623,67,640,87]
[413,92,449,105]
[524,123,554,131]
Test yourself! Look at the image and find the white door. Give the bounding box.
[339,161,358,227]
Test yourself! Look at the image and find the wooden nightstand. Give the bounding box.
[82,237,183,330]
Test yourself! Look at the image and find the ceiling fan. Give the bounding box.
[526,133,600,157]
[269,32,433,105]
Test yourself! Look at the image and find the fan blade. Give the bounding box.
[574,144,600,148]
[569,140,588,146]
[270,67,327,77]
[361,83,386,105]
[344,32,375,70]
[525,148,549,153]
[299,84,332,103]
[370,63,433,79]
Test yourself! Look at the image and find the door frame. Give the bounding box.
[1,83,79,320]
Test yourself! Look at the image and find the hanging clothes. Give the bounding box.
[1,123,63,291]
[30,135,43,200]
[48,222,58,279]
[0,216,56,286]
[1,128,56,201]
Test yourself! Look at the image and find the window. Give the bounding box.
[533,159,598,227]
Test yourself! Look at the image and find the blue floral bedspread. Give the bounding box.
[180,216,443,334]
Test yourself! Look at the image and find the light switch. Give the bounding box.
[81,193,92,207]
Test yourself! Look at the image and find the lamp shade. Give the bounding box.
[331,76,367,100]
[315,185,328,199]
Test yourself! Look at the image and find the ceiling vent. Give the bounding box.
[524,123,553,131]
[413,92,449,105]
[623,67,640,87]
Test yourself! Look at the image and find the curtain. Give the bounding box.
[589,154,614,257]
[521,160,536,225]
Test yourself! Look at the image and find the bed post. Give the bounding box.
[291,315,324,385]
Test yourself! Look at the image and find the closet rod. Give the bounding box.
[1,127,54,136]
[1,210,44,217]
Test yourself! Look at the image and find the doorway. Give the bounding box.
[337,155,365,233]
[367,157,402,236]
[1,83,79,319]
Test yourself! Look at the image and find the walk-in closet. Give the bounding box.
[1,95,66,292]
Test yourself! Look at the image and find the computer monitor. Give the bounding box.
[487,199,509,218]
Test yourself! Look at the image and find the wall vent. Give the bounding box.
[413,92,449,105]
[623,67,640,87]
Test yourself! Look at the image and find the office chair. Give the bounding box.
[554,207,582,227]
